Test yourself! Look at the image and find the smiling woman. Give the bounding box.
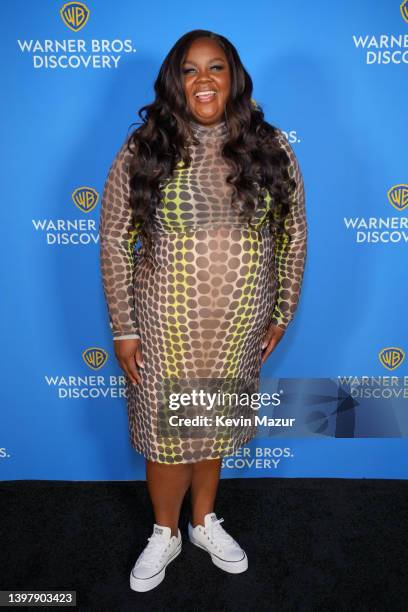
[99,28,307,592]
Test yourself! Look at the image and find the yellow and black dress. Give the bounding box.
[99,119,307,464]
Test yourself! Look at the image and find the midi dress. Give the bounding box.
[99,118,307,464]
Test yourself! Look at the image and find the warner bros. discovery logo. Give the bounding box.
[343,184,408,243]
[60,2,90,32]
[31,186,99,245]
[352,2,408,65]
[388,184,408,211]
[379,347,405,371]
[44,347,129,399]
[82,347,108,371]
[72,187,99,213]
[17,2,135,69]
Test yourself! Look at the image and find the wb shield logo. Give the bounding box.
[72,187,99,213]
[378,347,405,371]
[387,184,408,211]
[401,0,408,23]
[83,347,108,371]
[60,2,90,31]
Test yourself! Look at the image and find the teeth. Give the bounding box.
[195,90,216,97]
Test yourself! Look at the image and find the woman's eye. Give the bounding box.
[182,68,195,74]
[211,65,224,71]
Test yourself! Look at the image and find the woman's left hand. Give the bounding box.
[260,323,285,364]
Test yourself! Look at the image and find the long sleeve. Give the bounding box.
[269,129,307,331]
[99,137,143,341]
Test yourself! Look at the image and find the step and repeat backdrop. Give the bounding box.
[2,1,407,480]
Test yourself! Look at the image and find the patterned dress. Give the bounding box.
[99,118,307,464]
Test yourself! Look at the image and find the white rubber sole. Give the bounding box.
[130,541,182,592]
[189,534,248,574]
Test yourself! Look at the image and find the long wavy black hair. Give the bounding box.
[126,29,296,249]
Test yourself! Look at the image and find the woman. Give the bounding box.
[99,29,307,592]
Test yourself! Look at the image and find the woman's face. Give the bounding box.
[181,37,231,127]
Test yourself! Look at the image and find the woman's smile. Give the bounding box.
[194,90,217,102]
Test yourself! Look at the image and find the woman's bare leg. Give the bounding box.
[190,458,222,527]
[145,460,192,537]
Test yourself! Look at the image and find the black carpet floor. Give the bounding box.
[1,478,407,611]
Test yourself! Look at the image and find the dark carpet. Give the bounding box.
[0,478,407,611]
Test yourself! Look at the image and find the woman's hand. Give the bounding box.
[114,338,145,385]
[260,323,285,364]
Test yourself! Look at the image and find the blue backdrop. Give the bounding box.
[2,0,407,480]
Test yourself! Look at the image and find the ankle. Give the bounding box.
[191,511,213,528]
[155,522,179,538]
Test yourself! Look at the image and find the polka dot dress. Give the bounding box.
[99,119,307,464]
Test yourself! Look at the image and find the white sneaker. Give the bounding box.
[188,512,248,574]
[130,524,182,592]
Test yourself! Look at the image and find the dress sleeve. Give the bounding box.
[99,137,143,341]
[269,129,307,331]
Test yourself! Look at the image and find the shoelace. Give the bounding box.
[138,534,171,568]
[205,517,235,547]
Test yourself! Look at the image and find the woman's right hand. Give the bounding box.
[114,338,145,385]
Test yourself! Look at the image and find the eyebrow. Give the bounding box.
[182,57,226,65]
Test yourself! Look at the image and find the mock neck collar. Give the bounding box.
[188,118,228,139]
